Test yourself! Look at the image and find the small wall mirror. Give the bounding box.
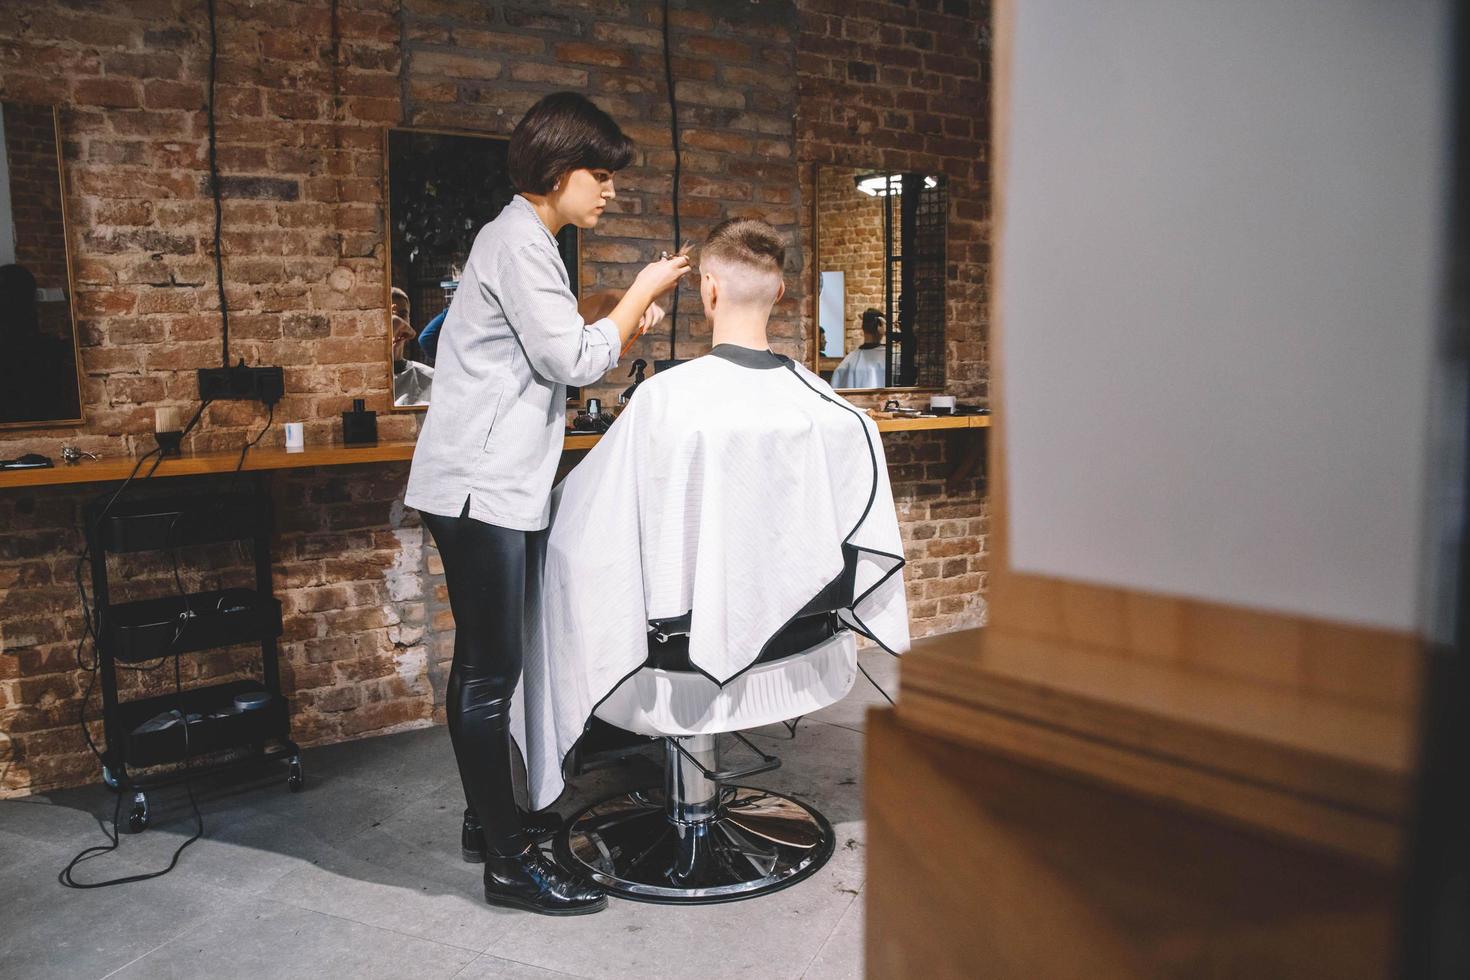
[0,103,83,429]
[812,165,947,391]
[385,128,580,409]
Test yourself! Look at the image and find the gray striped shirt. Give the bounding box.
[405,195,619,530]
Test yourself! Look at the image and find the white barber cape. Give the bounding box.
[830,344,886,389]
[510,344,910,810]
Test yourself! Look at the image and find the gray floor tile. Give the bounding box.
[196,761,418,844]
[453,953,588,979]
[107,898,479,980]
[262,827,511,952]
[305,723,453,798]
[801,890,864,979]
[112,810,341,897]
[0,841,237,980]
[0,787,120,851]
[805,696,878,733]
[0,705,867,980]
[745,719,868,828]
[487,845,863,980]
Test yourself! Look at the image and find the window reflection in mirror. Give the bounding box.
[813,166,947,391]
[385,128,579,409]
[0,103,83,429]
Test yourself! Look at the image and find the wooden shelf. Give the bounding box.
[0,415,987,491]
[874,414,990,432]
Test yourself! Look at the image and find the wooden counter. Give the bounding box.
[868,626,1415,979]
[0,414,989,490]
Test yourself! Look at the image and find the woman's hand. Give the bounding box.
[608,255,689,352]
[638,302,665,336]
[633,254,690,299]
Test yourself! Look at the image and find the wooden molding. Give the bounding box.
[987,572,1422,712]
[897,628,1413,866]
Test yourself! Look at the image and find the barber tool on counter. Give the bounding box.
[155,406,185,457]
[61,446,99,465]
[620,359,648,405]
[0,452,53,470]
[571,397,617,434]
[342,399,378,446]
[868,396,992,421]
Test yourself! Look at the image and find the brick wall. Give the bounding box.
[0,0,988,797]
[815,164,885,355]
[797,0,989,403]
[397,0,802,411]
[796,0,991,637]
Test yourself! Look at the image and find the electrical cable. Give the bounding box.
[661,0,682,361]
[60,519,206,890]
[207,0,229,367]
[59,652,204,889]
[61,399,214,888]
[232,400,275,483]
[858,660,896,706]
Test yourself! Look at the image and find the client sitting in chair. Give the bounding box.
[512,217,910,903]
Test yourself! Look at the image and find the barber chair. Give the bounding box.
[555,551,860,904]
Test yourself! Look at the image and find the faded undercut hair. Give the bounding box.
[700,217,786,308]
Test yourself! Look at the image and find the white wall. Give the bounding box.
[999,0,1451,631]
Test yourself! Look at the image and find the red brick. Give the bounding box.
[412,50,502,80]
[552,43,635,69]
[509,62,590,86]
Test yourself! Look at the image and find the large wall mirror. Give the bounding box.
[385,128,580,409]
[0,103,83,429]
[812,166,947,391]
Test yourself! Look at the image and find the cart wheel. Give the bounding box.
[127,792,149,833]
[101,765,120,792]
[287,755,304,793]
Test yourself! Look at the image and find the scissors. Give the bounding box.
[621,244,694,357]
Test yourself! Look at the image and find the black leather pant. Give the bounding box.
[422,506,533,858]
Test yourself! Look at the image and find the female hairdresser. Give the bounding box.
[404,92,688,916]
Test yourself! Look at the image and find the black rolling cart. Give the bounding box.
[86,488,301,832]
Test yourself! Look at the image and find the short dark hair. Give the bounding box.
[861,308,886,336]
[507,92,636,194]
[701,217,786,275]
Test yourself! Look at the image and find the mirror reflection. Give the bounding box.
[0,102,83,428]
[814,166,947,390]
[386,128,579,408]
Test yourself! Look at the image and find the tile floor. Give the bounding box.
[0,650,899,980]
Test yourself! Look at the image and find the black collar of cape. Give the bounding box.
[706,344,790,370]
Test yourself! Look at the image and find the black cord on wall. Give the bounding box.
[662,0,683,361]
[207,0,230,367]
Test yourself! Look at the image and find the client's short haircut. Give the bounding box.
[701,217,786,308]
[508,92,636,195]
[861,308,885,337]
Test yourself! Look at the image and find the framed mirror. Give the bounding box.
[812,165,947,391]
[384,127,581,409]
[0,103,83,429]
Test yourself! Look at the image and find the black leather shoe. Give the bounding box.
[483,846,607,915]
[462,807,564,862]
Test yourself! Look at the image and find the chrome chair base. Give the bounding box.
[556,785,836,905]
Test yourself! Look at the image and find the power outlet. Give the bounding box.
[198,362,284,404]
